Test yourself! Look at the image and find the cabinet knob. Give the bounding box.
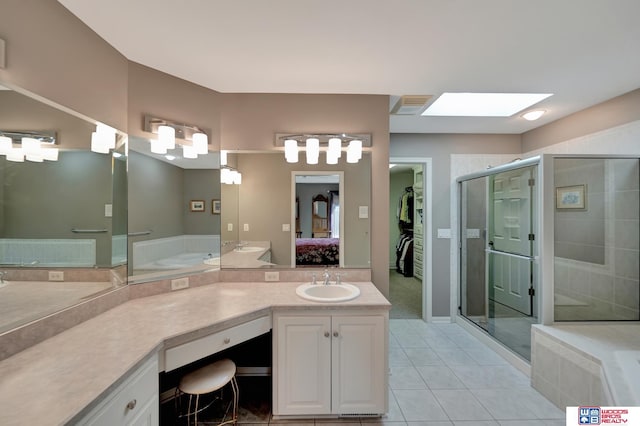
[126,399,137,410]
[324,332,330,338]
[333,331,339,338]
[224,337,231,344]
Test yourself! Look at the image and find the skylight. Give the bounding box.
[421,92,553,117]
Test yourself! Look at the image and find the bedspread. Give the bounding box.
[296,238,339,265]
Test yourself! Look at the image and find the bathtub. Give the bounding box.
[613,351,640,405]
[137,252,220,270]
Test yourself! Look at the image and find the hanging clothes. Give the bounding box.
[397,187,414,232]
[395,233,414,277]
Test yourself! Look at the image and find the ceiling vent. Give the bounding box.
[390,95,432,115]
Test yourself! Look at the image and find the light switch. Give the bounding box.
[359,206,369,219]
[104,204,112,217]
[243,224,249,231]
[437,228,451,239]
[282,224,290,232]
[227,223,233,231]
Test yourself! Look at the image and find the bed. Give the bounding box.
[295,238,339,266]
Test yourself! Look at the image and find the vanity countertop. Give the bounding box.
[0,281,389,425]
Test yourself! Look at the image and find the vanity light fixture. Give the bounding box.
[143,115,210,160]
[91,131,110,154]
[0,131,59,162]
[221,165,242,185]
[275,133,370,165]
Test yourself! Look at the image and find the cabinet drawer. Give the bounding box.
[79,355,158,425]
[165,315,271,371]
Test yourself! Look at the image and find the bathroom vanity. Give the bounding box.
[0,281,390,425]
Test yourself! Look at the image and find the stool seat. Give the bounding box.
[179,359,236,395]
[176,358,239,425]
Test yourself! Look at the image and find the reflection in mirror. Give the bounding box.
[0,85,127,334]
[127,136,221,283]
[295,174,343,266]
[220,152,370,269]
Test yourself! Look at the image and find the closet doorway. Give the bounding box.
[389,157,432,322]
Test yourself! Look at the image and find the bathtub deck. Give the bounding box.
[532,323,640,408]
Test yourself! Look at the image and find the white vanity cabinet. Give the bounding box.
[77,354,159,426]
[273,310,388,417]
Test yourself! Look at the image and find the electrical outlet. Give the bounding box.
[282,224,290,232]
[171,277,190,290]
[243,223,249,231]
[227,223,233,231]
[48,271,64,281]
[265,271,279,282]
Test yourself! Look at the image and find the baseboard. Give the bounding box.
[431,316,452,323]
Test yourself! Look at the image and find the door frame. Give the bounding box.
[389,157,433,323]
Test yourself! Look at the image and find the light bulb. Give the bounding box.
[150,139,167,154]
[0,136,12,154]
[158,125,175,149]
[91,132,109,154]
[306,138,319,165]
[192,132,208,155]
[21,137,41,154]
[183,144,197,159]
[284,139,298,163]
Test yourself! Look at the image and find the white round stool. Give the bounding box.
[176,358,239,425]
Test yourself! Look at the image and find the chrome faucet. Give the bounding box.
[322,268,331,285]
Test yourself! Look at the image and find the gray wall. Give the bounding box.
[1,152,113,265]
[390,134,521,316]
[183,169,222,235]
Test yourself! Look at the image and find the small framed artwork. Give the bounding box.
[212,199,221,214]
[190,200,205,212]
[556,185,586,210]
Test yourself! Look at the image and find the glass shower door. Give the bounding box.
[459,164,538,361]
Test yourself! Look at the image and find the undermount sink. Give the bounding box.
[296,283,361,302]
[234,246,264,253]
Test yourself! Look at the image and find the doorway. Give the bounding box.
[388,157,432,321]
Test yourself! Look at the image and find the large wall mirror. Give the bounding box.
[0,84,127,334]
[128,136,221,283]
[220,152,370,269]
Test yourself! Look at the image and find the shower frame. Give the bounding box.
[456,153,640,337]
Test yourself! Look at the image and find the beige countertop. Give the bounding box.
[0,281,389,426]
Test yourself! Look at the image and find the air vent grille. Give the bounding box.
[390,95,432,115]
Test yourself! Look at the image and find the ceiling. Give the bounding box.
[58,0,640,135]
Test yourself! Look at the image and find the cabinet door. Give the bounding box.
[331,315,386,415]
[275,315,332,415]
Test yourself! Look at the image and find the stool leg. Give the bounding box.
[231,376,239,425]
[195,394,200,426]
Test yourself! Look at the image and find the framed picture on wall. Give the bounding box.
[190,200,205,212]
[212,199,221,214]
[556,185,586,210]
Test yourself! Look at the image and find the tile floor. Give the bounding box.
[165,319,566,425]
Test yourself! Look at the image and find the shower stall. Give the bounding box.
[457,155,639,361]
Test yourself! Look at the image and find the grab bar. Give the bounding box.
[485,249,536,262]
[128,230,152,236]
[71,228,108,233]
